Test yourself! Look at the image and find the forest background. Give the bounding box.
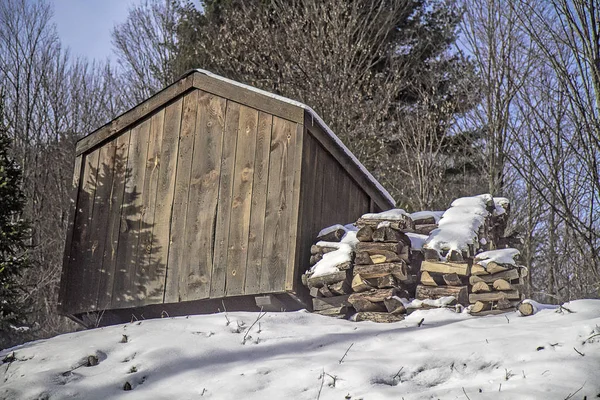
[0,0,598,348]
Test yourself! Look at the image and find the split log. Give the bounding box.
[470,308,515,316]
[311,244,337,254]
[356,226,374,242]
[414,224,437,235]
[309,253,323,266]
[383,297,406,314]
[372,226,410,244]
[329,280,352,295]
[353,262,408,281]
[470,264,488,275]
[349,288,396,303]
[336,261,353,271]
[348,290,391,312]
[469,290,521,303]
[469,269,521,285]
[314,307,349,318]
[420,270,444,287]
[307,271,349,288]
[365,274,396,289]
[443,273,464,286]
[413,215,436,225]
[309,286,320,298]
[492,279,512,291]
[356,241,403,254]
[318,285,334,298]
[351,274,374,293]
[312,295,352,311]
[354,251,373,265]
[354,312,404,323]
[317,227,346,242]
[356,216,414,231]
[518,302,535,316]
[447,250,465,262]
[420,260,469,276]
[471,281,491,293]
[423,248,441,261]
[485,261,510,274]
[497,298,512,310]
[415,285,469,306]
[470,301,491,313]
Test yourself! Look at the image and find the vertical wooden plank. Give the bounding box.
[163,91,199,303]
[58,154,83,314]
[153,97,183,303]
[135,109,165,306]
[181,92,226,301]
[112,118,150,308]
[294,133,317,285]
[260,117,295,293]
[211,101,240,298]
[285,123,303,291]
[244,112,273,294]
[97,132,131,310]
[311,139,325,241]
[66,149,100,313]
[225,105,258,296]
[84,140,117,311]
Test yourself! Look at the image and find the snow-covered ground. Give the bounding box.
[1,300,599,400]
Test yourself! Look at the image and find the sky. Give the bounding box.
[50,0,140,61]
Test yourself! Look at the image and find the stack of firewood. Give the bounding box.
[469,249,526,315]
[347,211,419,322]
[302,226,355,318]
[416,195,519,311]
[416,257,469,307]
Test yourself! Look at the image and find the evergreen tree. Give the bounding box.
[174,0,482,209]
[0,93,30,337]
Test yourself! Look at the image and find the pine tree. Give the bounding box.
[0,93,30,335]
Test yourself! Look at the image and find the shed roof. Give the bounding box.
[76,69,395,206]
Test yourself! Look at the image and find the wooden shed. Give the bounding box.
[58,69,394,326]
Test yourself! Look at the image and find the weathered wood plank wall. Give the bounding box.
[61,89,307,314]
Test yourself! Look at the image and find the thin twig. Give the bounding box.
[221,300,231,326]
[393,367,404,381]
[242,309,266,344]
[564,382,585,400]
[339,343,354,364]
[558,305,574,314]
[462,387,471,400]
[417,318,425,327]
[573,347,584,356]
[316,368,325,400]
[582,332,600,344]
[504,315,510,324]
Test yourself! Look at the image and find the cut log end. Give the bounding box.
[518,302,535,316]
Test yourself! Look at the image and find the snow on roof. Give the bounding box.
[192,69,395,206]
[423,194,491,257]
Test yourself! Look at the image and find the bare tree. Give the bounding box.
[112,0,180,105]
[0,0,125,345]
[508,0,600,299]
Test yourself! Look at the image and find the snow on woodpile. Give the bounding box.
[356,208,414,230]
[406,232,428,250]
[474,248,520,268]
[410,210,444,224]
[423,194,493,260]
[309,230,358,278]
